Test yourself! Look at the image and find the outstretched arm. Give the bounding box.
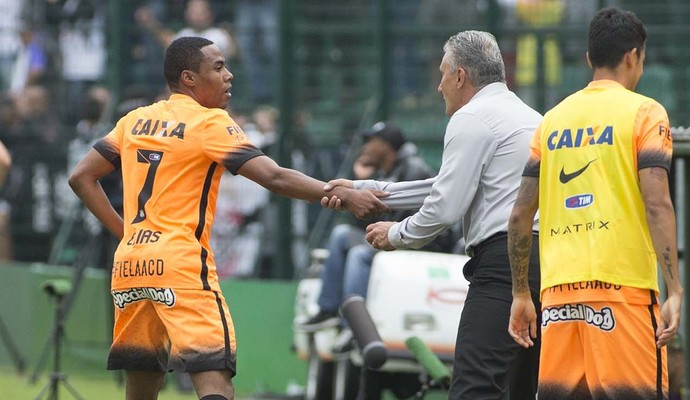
[639,166,683,348]
[237,155,389,218]
[322,177,435,212]
[507,176,539,348]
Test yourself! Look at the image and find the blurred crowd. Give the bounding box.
[0,0,667,275]
[0,0,283,270]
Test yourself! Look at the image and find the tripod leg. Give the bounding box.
[49,375,59,400]
[61,376,85,400]
[33,372,86,399]
[30,235,97,384]
[32,376,53,400]
[33,385,48,400]
[0,314,26,372]
[29,330,55,383]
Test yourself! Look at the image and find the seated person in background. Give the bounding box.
[296,122,458,335]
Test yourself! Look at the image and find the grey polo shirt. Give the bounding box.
[355,82,542,252]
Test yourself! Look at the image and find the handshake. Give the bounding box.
[320,178,387,218]
[321,179,397,251]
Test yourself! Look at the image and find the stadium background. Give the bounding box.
[1,0,690,398]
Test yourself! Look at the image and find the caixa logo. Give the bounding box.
[565,194,593,209]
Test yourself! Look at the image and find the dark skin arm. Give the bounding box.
[507,176,539,348]
[68,149,389,241]
[68,149,124,240]
[237,155,389,218]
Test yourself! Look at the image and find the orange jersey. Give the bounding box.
[94,94,264,291]
[539,283,666,398]
[108,288,237,374]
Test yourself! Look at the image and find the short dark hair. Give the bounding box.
[588,7,647,69]
[163,36,214,88]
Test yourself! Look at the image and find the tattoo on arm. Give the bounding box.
[663,247,674,280]
[648,167,668,181]
[509,177,538,295]
[509,226,532,294]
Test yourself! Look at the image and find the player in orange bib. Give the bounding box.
[507,7,683,400]
[69,36,387,400]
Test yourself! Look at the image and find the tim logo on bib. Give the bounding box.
[542,304,615,331]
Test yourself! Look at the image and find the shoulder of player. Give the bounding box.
[167,103,238,129]
[201,109,246,134]
[192,106,232,122]
[635,95,668,118]
[605,90,669,124]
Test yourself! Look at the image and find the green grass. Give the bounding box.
[0,364,455,400]
[0,364,265,400]
[0,365,199,399]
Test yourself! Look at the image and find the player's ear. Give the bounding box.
[456,67,466,89]
[181,70,195,87]
[585,52,592,69]
[626,47,641,68]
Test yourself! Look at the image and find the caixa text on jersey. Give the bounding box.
[130,119,186,139]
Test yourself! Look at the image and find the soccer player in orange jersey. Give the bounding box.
[508,7,683,399]
[68,36,387,400]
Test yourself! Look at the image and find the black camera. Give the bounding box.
[41,279,72,298]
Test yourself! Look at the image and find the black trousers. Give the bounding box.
[448,234,541,400]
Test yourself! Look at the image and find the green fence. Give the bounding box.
[5,1,690,396]
[0,263,304,396]
[7,0,689,276]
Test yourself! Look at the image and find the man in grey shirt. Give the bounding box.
[324,31,542,399]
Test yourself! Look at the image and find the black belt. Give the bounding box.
[466,231,508,258]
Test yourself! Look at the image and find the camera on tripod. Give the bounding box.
[41,280,72,300]
[33,278,84,400]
